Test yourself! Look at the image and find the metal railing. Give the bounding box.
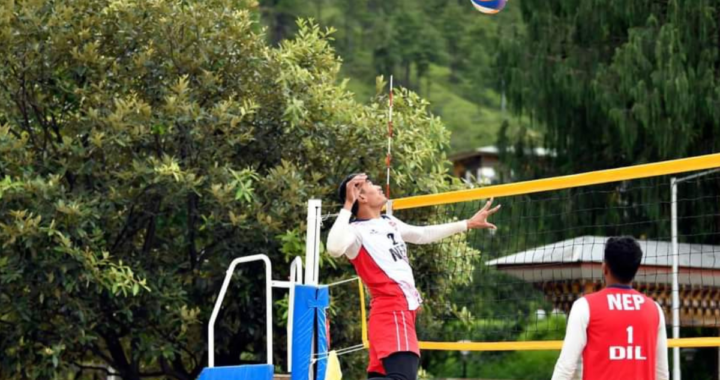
[208,254,273,368]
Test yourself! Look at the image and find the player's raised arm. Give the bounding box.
[326,174,366,259]
[392,198,501,244]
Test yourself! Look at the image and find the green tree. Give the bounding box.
[437,1,469,84]
[259,0,308,44]
[495,0,720,249]
[0,1,466,379]
[498,0,720,172]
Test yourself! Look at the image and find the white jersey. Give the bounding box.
[350,215,422,312]
[326,209,467,314]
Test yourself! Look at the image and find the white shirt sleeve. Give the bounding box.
[390,216,467,245]
[655,302,669,380]
[326,209,362,260]
[552,298,589,380]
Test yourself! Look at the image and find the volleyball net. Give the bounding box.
[354,153,720,352]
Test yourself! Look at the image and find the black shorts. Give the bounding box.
[367,351,419,380]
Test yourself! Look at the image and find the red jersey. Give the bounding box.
[349,216,422,314]
[583,287,660,380]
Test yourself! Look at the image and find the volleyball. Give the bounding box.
[470,0,507,14]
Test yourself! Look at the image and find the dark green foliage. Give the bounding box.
[499,0,720,172]
[0,1,463,378]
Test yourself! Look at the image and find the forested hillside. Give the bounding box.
[258,0,529,153]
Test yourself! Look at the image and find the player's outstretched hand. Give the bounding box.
[467,198,501,230]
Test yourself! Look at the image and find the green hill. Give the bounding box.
[259,0,529,153]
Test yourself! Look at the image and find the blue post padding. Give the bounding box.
[197,364,273,380]
[291,285,330,380]
[315,286,329,380]
[291,285,316,380]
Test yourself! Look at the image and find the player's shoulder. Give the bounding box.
[568,296,590,314]
[567,297,590,321]
[350,217,371,225]
[381,214,401,225]
[383,214,405,226]
[351,216,399,232]
[581,289,605,302]
[632,289,659,306]
[649,298,663,311]
[350,218,390,236]
[573,295,590,306]
[642,291,658,302]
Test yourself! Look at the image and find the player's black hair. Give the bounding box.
[604,236,643,284]
[338,173,361,216]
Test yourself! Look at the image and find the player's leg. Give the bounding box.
[367,347,386,379]
[368,310,421,380]
[381,310,420,380]
[367,327,386,379]
[380,351,419,380]
[367,311,393,379]
[367,352,419,380]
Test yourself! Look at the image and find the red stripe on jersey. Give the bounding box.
[367,310,420,374]
[350,246,409,314]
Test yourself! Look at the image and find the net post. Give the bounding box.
[305,199,322,285]
[302,200,321,380]
[670,177,681,380]
[386,200,393,217]
[358,278,369,348]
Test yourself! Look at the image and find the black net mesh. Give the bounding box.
[391,171,720,343]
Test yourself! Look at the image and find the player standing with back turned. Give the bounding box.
[552,236,669,380]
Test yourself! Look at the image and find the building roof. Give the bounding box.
[450,145,555,162]
[486,236,720,269]
[485,236,720,286]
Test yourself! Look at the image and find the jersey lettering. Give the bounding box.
[607,294,645,310]
[609,326,647,360]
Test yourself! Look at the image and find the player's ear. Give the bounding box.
[357,191,367,204]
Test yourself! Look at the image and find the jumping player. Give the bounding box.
[327,173,501,380]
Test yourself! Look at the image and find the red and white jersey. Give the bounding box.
[350,216,422,313]
[326,209,467,315]
[552,285,669,380]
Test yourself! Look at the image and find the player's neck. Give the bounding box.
[605,277,633,289]
[357,207,382,220]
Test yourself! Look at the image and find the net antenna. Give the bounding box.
[385,75,394,201]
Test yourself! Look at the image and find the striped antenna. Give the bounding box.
[385,75,394,199]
